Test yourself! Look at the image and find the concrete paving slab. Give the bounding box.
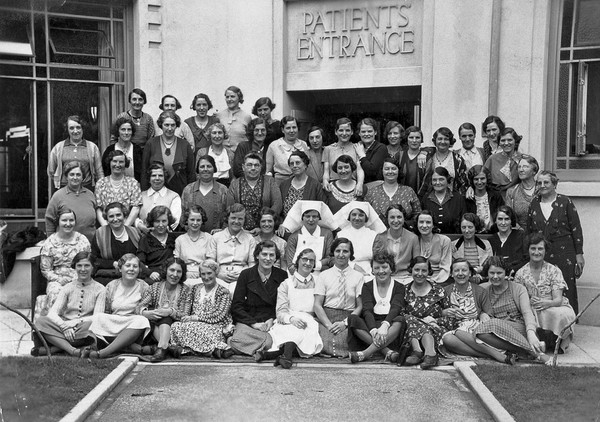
[91,364,493,422]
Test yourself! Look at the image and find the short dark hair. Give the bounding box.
[481,115,505,135]
[404,126,423,144]
[244,152,264,167]
[196,154,217,174]
[246,118,268,143]
[71,251,95,269]
[384,120,405,141]
[500,127,523,150]
[63,161,83,178]
[371,251,396,273]
[451,258,474,275]
[112,116,137,139]
[104,202,127,219]
[105,149,131,169]
[537,170,559,187]
[432,127,456,146]
[252,97,276,115]
[157,110,181,128]
[55,208,77,226]
[190,93,213,110]
[146,205,175,227]
[288,150,310,167]
[458,122,477,137]
[482,256,510,277]
[129,88,147,104]
[295,248,316,269]
[332,154,357,173]
[467,165,491,190]
[385,204,407,220]
[253,240,281,261]
[159,94,182,111]
[432,166,452,185]
[335,117,352,131]
[408,256,433,275]
[525,233,549,249]
[259,207,280,229]
[330,237,355,261]
[184,205,208,225]
[280,115,297,131]
[357,117,377,132]
[161,257,187,283]
[460,212,483,232]
[493,205,517,228]
[147,163,166,184]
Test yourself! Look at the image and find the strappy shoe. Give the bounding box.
[349,351,365,364]
[504,352,516,365]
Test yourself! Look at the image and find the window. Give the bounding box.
[556,0,600,173]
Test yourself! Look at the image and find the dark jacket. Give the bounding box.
[231,265,288,325]
[279,175,326,205]
[421,189,467,234]
[141,136,195,196]
[360,141,388,184]
[465,189,505,225]
[489,229,528,274]
[102,143,144,183]
[360,281,406,330]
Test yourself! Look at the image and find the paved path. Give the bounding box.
[87,363,492,422]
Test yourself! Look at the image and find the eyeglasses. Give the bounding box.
[299,257,316,264]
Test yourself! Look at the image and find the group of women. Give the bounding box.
[38,89,584,368]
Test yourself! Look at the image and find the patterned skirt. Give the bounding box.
[171,320,229,354]
[318,307,352,358]
[474,318,532,351]
[404,315,449,352]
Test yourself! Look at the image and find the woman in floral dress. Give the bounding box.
[403,256,450,369]
[170,259,234,358]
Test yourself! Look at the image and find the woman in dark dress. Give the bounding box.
[489,205,528,275]
[184,93,220,152]
[526,171,585,313]
[137,205,177,284]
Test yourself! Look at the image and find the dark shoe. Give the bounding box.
[212,349,222,359]
[275,355,293,369]
[404,351,424,366]
[254,350,266,362]
[220,348,234,359]
[167,345,183,359]
[30,347,40,357]
[420,354,438,370]
[149,347,167,363]
[504,352,516,365]
[349,351,365,364]
[141,345,157,355]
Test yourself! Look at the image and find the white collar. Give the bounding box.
[300,225,321,237]
[147,186,167,197]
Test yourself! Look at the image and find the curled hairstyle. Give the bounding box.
[71,251,95,269]
[64,115,85,138]
[481,115,505,135]
[190,93,213,110]
[432,166,452,185]
[184,205,208,225]
[104,202,127,219]
[117,253,140,270]
[415,210,439,237]
[493,205,517,228]
[432,127,456,146]
[253,239,281,262]
[288,150,310,167]
[384,121,405,142]
[199,259,220,275]
[451,258,475,276]
[482,256,510,277]
[371,251,396,274]
[526,232,549,249]
[458,122,477,137]
[330,237,355,261]
[259,207,280,230]
[224,86,244,103]
[206,122,228,142]
[147,163,166,184]
[159,95,182,111]
[196,154,217,174]
[408,255,433,275]
[146,205,175,227]
[460,212,483,232]
[246,118,268,143]
[385,203,407,220]
[157,110,181,128]
[404,126,423,145]
[467,165,491,190]
[537,170,559,187]
[519,155,540,175]
[244,152,264,167]
[280,115,297,132]
[128,88,147,104]
[161,257,187,283]
[382,157,402,182]
[252,97,276,115]
[106,149,131,168]
[112,116,137,139]
[332,154,357,173]
[357,117,377,132]
[500,127,523,150]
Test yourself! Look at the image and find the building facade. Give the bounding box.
[1,0,599,322]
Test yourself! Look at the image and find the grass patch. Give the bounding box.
[0,356,121,421]
[473,363,600,422]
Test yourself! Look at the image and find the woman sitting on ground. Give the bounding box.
[451,213,493,284]
[170,259,234,358]
[87,254,151,358]
[454,256,550,364]
[313,238,364,358]
[348,251,407,364]
[255,248,323,369]
[514,234,577,353]
[91,202,141,285]
[138,258,191,362]
[228,240,288,356]
[34,252,105,357]
[402,256,450,370]
[440,259,492,357]
[174,206,213,284]
[372,204,420,284]
[137,205,177,284]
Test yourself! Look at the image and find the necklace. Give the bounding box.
[434,151,450,167]
[127,111,141,125]
[113,227,127,241]
[109,175,123,188]
[188,232,202,242]
[162,136,175,156]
